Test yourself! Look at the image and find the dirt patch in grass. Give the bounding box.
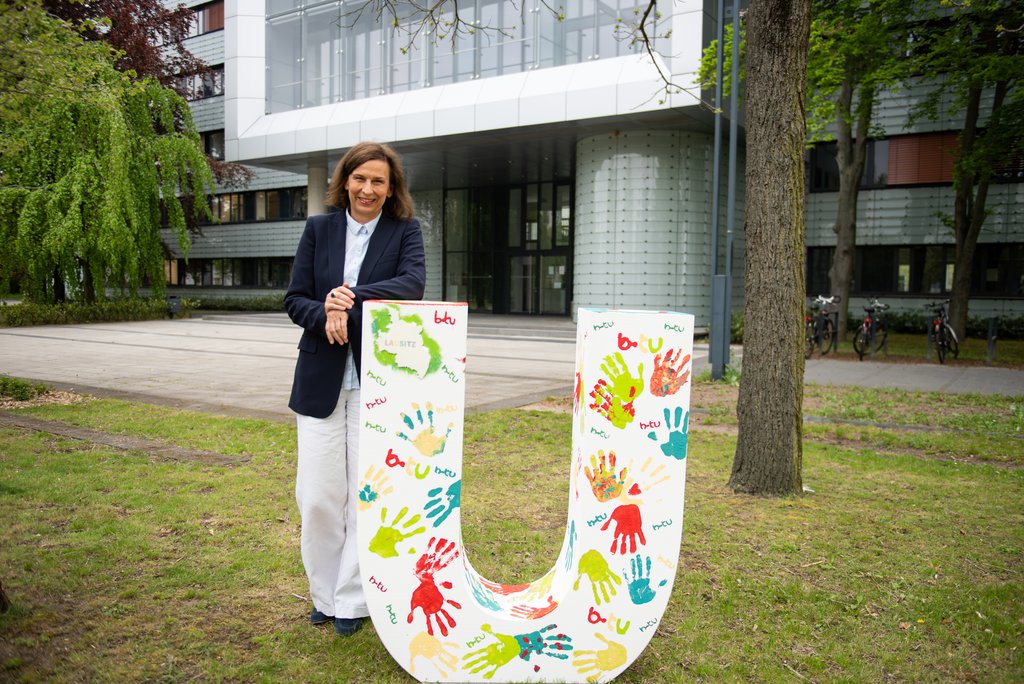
[0,396,247,466]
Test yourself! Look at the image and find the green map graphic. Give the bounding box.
[371,305,443,377]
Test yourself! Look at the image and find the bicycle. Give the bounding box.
[805,294,841,358]
[853,298,889,361]
[925,300,959,364]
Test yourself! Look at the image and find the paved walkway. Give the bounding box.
[0,313,1020,422]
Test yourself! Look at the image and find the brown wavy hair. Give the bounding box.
[325,142,415,220]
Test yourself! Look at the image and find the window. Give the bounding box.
[189,1,224,36]
[180,65,224,100]
[205,187,307,224]
[201,130,224,160]
[167,257,294,287]
[266,0,658,109]
[809,243,1023,298]
[808,139,890,192]
[887,132,958,185]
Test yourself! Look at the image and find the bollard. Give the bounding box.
[987,316,998,366]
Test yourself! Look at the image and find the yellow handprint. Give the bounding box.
[398,402,454,457]
[572,633,628,683]
[357,465,393,511]
[409,631,459,679]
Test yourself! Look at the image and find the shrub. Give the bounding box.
[187,293,285,312]
[0,375,49,401]
[0,298,175,327]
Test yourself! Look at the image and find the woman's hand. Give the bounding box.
[325,309,348,345]
[324,284,355,344]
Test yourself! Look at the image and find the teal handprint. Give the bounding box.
[369,506,425,558]
[647,406,689,460]
[573,549,621,605]
[623,554,667,605]
[424,480,461,527]
[589,353,644,429]
[514,623,573,661]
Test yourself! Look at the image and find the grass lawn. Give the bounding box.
[1,383,1022,682]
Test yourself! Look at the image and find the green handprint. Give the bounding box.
[573,549,622,605]
[646,406,689,460]
[589,353,644,429]
[369,506,426,558]
[463,624,520,679]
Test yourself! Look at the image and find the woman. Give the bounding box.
[285,142,425,636]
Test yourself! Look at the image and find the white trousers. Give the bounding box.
[295,389,368,619]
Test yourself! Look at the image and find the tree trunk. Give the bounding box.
[730,0,811,496]
[828,78,871,340]
[0,579,10,613]
[949,82,1002,341]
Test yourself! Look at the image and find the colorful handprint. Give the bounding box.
[589,353,644,429]
[623,554,667,605]
[649,348,691,397]
[585,450,628,502]
[600,504,646,555]
[409,631,459,679]
[646,406,689,460]
[424,480,461,527]
[369,506,425,558]
[408,536,463,637]
[510,595,559,619]
[399,402,454,456]
[463,624,520,679]
[572,633,628,683]
[573,549,621,605]
[514,623,573,661]
[357,465,393,511]
[464,623,573,679]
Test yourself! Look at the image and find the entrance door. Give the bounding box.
[508,183,572,315]
[444,183,571,315]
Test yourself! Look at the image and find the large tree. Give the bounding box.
[729,0,812,495]
[807,0,911,337]
[43,0,252,189]
[909,0,1023,340]
[0,1,213,302]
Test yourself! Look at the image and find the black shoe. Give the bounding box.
[334,617,364,636]
[310,608,334,625]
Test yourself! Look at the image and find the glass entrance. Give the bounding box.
[443,183,572,315]
[507,183,572,314]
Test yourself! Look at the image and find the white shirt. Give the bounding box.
[341,210,381,390]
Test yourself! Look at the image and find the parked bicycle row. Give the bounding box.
[805,296,960,364]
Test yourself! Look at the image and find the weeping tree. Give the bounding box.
[0,1,213,303]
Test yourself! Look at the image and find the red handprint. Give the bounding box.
[600,504,646,555]
[408,536,463,637]
[649,348,691,397]
[510,595,559,620]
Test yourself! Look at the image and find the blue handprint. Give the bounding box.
[424,480,461,527]
[623,554,667,605]
[647,406,688,460]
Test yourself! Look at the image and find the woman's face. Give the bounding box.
[344,158,392,224]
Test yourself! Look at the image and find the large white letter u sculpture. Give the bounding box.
[358,302,694,683]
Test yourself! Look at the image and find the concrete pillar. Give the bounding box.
[307,162,328,217]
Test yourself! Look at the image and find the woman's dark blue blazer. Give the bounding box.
[285,211,426,419]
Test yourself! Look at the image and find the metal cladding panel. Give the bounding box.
[806,183,1024,247]
[574,130,745,326]
[413,190,445,302]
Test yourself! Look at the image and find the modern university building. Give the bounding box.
[168,1,1022,324]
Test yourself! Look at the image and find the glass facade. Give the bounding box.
[266,0,654,112]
